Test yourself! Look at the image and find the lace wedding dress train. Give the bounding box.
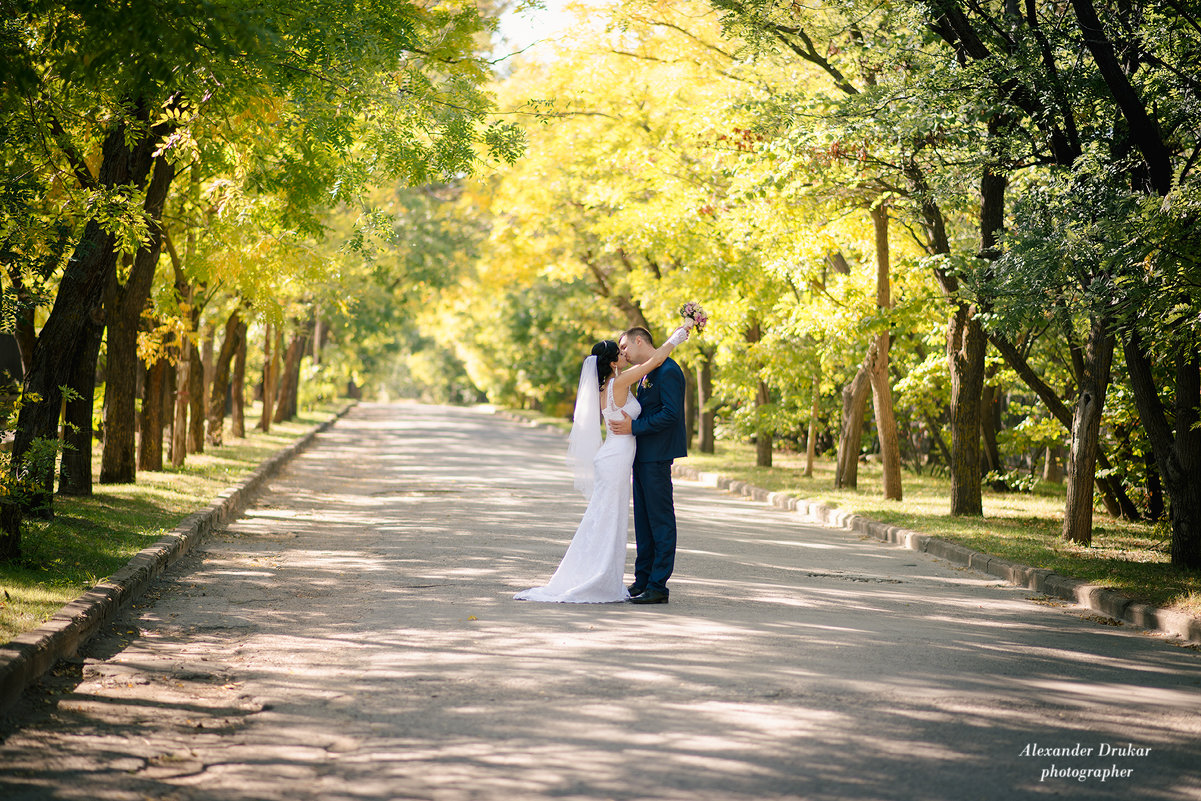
[515,380,640,603]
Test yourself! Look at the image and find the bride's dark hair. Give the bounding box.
[591,340,620,389]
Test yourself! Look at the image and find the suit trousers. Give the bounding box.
[631,459,676,594]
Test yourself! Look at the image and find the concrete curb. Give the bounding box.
[670,463,1201,645]
[0,402,357,712]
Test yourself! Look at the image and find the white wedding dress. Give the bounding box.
[515,378,640,603]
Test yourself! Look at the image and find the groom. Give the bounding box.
[610,326,687,605]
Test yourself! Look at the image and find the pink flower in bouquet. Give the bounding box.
[679,301,708,334]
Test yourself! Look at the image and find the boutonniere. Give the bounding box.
[641,377,653,391]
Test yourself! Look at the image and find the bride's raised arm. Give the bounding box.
[612,325,691,398]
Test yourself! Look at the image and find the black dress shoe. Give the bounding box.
[627,584,645,596]
[629,589,669,604]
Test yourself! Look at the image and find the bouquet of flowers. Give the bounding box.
[679,301,708,334]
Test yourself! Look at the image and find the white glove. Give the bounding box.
[667,326,690,346]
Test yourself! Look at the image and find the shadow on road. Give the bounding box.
[2,402,1199,801]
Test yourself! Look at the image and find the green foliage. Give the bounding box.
[0,386,80,514]
[983,469,1040,494]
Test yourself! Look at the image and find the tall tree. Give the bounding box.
[100,156,177,484]
[1,0,522,557]
[207,308,244,447]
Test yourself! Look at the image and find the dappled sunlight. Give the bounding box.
[4,403,1198,801]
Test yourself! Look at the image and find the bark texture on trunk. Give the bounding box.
[201,328,214,403]
[869,348,902,500]
[945,304,987,515]
[940,164,1007,516]
[100,157,175,484]
[1062,323,1115,544]
[58,313,104,496]
[187,339,205,453]
[836,362,872,489]
[231,323,247,438]
[755,378,772,468]
[11,105,157,517]
[138,356,166,472]
[1124,336,1201,568]
[6,99,171,554]
[697,354,715,454]
[170,340,191,467]
[259,325,277,433]
[207,309,243,447]
[273,331,306,424]
[869,203,902,501]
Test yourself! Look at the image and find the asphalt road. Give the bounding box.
[2,402,1199,801]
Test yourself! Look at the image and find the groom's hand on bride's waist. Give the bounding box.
[608,411,633,436]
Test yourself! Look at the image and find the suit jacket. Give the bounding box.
[631,357,687,463]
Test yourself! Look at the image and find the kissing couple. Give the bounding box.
[515,321,692,605]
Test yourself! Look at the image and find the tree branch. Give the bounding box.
[1069,0,1174,194]
[771,24,859,96]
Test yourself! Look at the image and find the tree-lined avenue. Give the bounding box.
[1,403,1198,800]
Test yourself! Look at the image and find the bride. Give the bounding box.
[515,324,691,603]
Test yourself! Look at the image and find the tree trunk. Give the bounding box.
[259,324,277,432]
[683,359,696,449]
[1042,445,1063,483]
[231,322,248,438]
[1123,336,1201,568]
[980,381,1002,474]
[163,360,176,447]
[1145,450,1164,521]
[273,331,305,424]
[201,325,215,401]
[946,307,987,515]
[138,355,166,471]
[697,353,715,454]
[312,311,324,364]
[941,161,1008,516]
[58,313,104,496]
[755,378,772,468]
[805,369,820,478]
[4,265,37,378]
[835,363,872,489]
[951,155,1010,510]
[98,158,175,484]
[1068,0,1173,196]
[11,102,160,530]
[905,158,988,515]
[207,309,243,447]
[924,410,953,469]
[870,344,902,500]
[990,330,1140,518]
[170,339,191,467]
[187,339,205,453]
[1062,322,1115,544]
[0,499,20,561]
[745,322,771,467]
[868,203,902,501]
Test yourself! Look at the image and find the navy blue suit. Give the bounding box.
[630,356,686,595]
